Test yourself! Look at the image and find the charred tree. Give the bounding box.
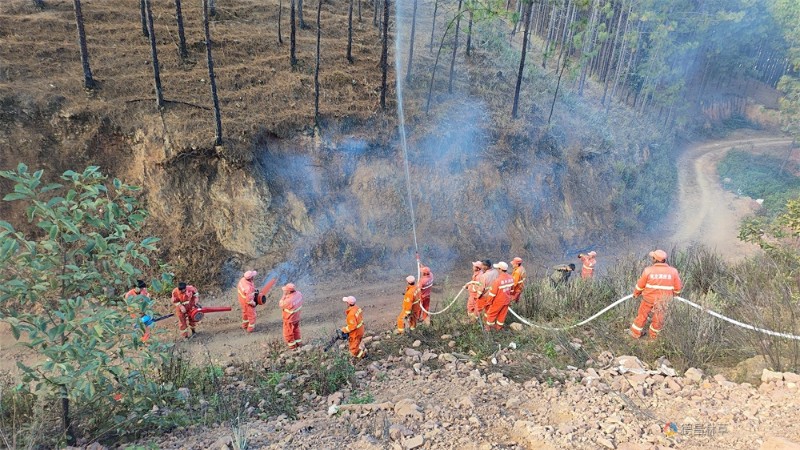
[447,0,464,94]
[405,0,418,81]
[72,0,95,90]
[278,0,283,44]
[139,0,149,37]
[203,0,223,145]
[429,0,438,52]
[144,0,164,108]
[315,0,322,124]
[209,0,216,16]
[347,0,354,63]
[298,0,307,28]
[511,0,532,118]
[174,0,188,60]
[379,0,390,109]
[465,9,473,57]
[290,0,297,66]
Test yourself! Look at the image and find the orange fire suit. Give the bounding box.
[580,254,596,279]
[510,264,526,302]
[476,268,499,313]
[419,272,434,321]
[342,305,366,358]
[172,286,199,338]
[279,291,303,349]
[396,285,420,333]
[237,277,257,333]
[630,263,682,339]
[125,288,151,342]
[466,269,483,319]
[485,272,514,330]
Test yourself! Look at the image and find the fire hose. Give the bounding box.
[507,294,800,340]
[418,286,466,316]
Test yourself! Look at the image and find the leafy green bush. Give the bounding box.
[0,164,174,446]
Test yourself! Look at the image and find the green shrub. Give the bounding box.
[718,149,800,214]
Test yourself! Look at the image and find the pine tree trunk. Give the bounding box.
[72,0,95,90]
[175,0,188,59]
[358,0,362,22]
[298,0,306,28]
[315,0,322,124]
[373,0,378,27]
[139,0,149,37]
[144,0,164,108]
[602,0,626,106]
[347,0,354,63]
[465,10,473,57]
[406,0,417,81]
[429,0,438,53]
[379,0,389,109]
[278,0,283,44]
[512,0,532,119]
[447,0,463,94]
[209,0,216,16]
[290,0,297,66]
[203,0,223,145]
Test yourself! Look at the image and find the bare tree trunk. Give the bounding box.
[512,0,532,119]
[358,0,362,22]
[347,0,354,62]
[203,0,223,145]
[291,0,297,66]
[298,0,306,28]
[406,0,418,81]
[465,9,473,57]
[209,0,216,16]
[61,389,76,445]
[139,0,149,37]
[373,0,378,27]
[144,0,164,108]
[379,0,389,109]
[315,0,322,124]
[429,0,438,53]
[72,0,95,90]
[278,0,284,44]
[448,0,463,94]
[175,0,188,60]
[602,0,627,106]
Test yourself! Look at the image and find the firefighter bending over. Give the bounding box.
[630,249,682,340]
[171,282,200,339]
[340,296,366,358]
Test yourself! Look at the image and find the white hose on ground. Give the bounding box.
[508,294,800,340]
[418,286,466,316]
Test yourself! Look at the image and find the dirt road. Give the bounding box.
[665,132,793,261]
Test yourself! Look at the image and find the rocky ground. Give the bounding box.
[113,330,800,450]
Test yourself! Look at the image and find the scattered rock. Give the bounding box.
[762,369,784,383]
[684,367,704,383]
[441,334,452,340]
[211,435,233,450]
[759,436,800,450]
[783,372,800,384]
[616,356,647,374]
[404,348,422,358]
[597,437,616,449]
[412,340,422,348]
[509,323,524,331]
[176,387,190,401]
[403,434,424,449]
[394,399,422,419]
[328,391,344,406]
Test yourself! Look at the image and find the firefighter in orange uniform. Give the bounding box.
[484,262,515,330]
[125,280,151,341]
[340,296,366,358]
[279,283,303,350]
[630,249,682,339]
[510,257,527,303]
[237,270,258,333]
[171,282,200,338]
[476,259,499,314]
[396,276,420,333]
[466,261,484,321]
[418,265,434,323]
[578,251,597,279]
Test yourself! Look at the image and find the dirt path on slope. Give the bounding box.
[664,131,794,261]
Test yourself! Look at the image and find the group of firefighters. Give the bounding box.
[126,247,682,357]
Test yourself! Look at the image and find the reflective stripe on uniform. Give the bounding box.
[644,284,675,290]
[283,306,303,314]
[630,323,643,331]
